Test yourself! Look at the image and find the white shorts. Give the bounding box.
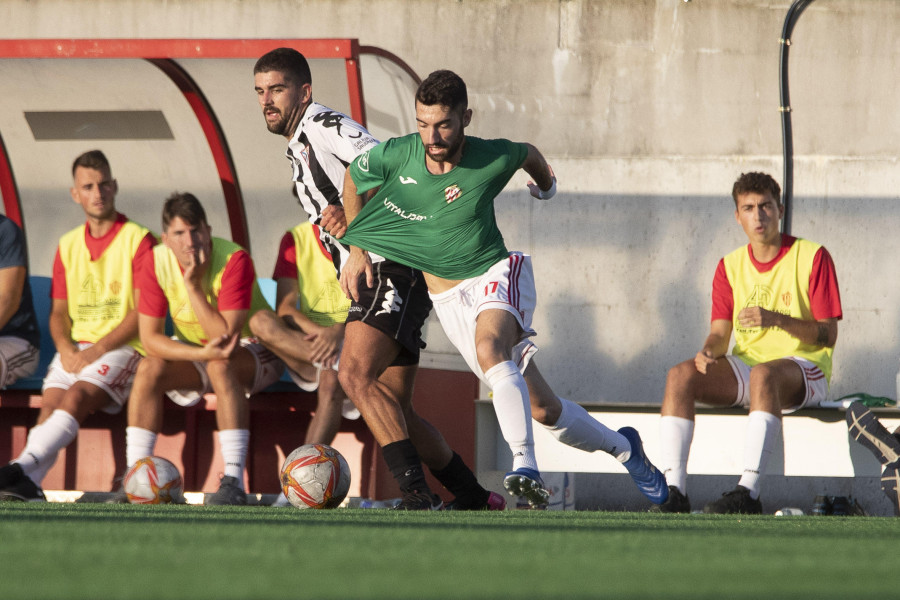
[429,252,539,383]
[286,355,340,393]
[0,336,39,388]
[42,343,142,413]
[725,355,829,414]
[165,337,285,407]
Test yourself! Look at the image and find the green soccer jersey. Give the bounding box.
[342,133,529,280]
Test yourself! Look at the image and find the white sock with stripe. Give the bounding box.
[543,397,629,459]
[659,415,694,495]
[218,429,250,482]
[738,410,781,499]
[484,361,537,472]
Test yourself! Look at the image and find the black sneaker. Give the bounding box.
[0,462,25,489]
[830,496,850,516]
[649,486,691,513]
[445,491,506,511]
[392,489,443,511]
[206,475,247,506]
[0,474,46,502]
[881,464,900,516]
[846,402,900,465]
[702,486,762,514]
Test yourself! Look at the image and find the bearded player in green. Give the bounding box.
[337,69,668,507]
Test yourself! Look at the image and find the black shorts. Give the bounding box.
[345,260,432,366]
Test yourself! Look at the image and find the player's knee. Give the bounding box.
[664,361,699,405]
[248,310,277,341]
[135,355,167,382]
[475,338,508,373]
[337,367,365,398]
[748,362,780,392]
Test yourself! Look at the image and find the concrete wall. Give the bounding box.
[2,0,900,405]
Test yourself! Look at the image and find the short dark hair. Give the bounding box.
[162,192,207,231]
[71,149,110,177]
[731,172,781,206]
[254,47,312,87]
[415,70,468,113]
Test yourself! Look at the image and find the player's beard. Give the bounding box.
[265,109,288,135]
[426,132,465,163]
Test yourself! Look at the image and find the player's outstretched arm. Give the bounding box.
[522,144,556,199]
[737,307,838,348]
[337,169,374,301]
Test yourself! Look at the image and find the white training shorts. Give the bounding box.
[0,336,39,388]
[42,343,142,413]
[429,252,539,383]
[165,337,285,407]
[725,355,829,414]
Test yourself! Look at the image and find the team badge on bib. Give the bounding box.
[444,184,461,204]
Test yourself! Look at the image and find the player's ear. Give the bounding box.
[462,108,472,127]
[300,82,312,104]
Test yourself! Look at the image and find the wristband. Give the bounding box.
[535,177,557,200]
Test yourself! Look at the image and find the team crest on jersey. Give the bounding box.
[300,147,310,166]
[109,280,122,296]
[444,184,461,203]
[781,292,792,307]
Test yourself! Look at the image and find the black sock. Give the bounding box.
[430,452,488,507]
[382,439,431,494]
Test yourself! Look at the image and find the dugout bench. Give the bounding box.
[0,277,481,504]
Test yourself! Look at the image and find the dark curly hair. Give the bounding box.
[415,70,467,113]
[731,172,781,207]
[254,47,312,87]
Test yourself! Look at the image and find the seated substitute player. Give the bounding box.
[250,220,351,444]
[124,192,283,506]
[0,149,154,501]
[846,401,900,515]
[338,69,668,507]
[655,172,842,514]
[0,213,40,389]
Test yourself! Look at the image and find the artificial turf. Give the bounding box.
[2,503,899,599]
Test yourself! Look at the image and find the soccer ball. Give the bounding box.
[280,443,351,509]
[124,456,185,504]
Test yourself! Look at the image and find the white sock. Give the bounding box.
[13,409,79,485]
[544,397,629,459]
[659,415,694,495]
[484,361,537,472]
[738,410,781,499]
[218,429,250,482]
[125,426,158,469]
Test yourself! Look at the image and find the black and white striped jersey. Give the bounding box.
[285,102,382,274]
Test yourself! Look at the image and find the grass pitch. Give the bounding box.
[2,503,899,599]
